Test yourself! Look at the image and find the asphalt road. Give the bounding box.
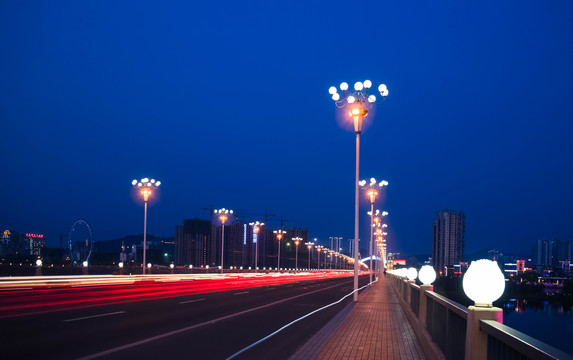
[0,275,371,360]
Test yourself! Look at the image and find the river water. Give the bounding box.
[502,299,573,355]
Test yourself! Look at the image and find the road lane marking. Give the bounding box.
[179,298,205,304]
[76,280,352,360]
[0,287,33,291]
[63,311,126,323]
[233,291,249,295]
[227,278,376,360]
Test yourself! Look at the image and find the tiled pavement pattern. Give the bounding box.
[290,276,426,360]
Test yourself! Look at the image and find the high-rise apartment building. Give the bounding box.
[432,210,465,275]
[175,218,213,267]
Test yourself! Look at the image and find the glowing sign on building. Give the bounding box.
[243,224,247,245]
[26,233,44,238]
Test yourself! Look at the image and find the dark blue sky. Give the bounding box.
[1,1,572,257]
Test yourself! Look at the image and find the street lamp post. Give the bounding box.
[316,246,323,270]
[330,80,389,301]
[273,229,286,271]
[249,221,264,273]
[214,208,233,274]
[360,179,388,283]
[132,178,161,275]
[306,242,314,270]
[293,237,302,270]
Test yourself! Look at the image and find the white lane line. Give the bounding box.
[76,281,350,360]
[63,311,126,323]
[179,298,206,304]
[0,287,33,291]
[233,291,249,295]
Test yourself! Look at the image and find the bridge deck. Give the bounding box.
[290,275,426,360]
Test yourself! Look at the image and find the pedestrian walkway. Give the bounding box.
[290,276,426,360]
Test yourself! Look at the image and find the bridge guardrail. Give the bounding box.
[388,273,571,360]
[480,319,573,360]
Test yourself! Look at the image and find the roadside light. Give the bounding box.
[463,260,505,307]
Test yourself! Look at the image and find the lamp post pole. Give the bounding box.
[214,208,233,274]
[274,229,286,271]
[249,222,264,273]
[360,179,388,283]
[306,242,313,270]
[132,178,161,275]
[330,80,388,301]
[293,237,302,271]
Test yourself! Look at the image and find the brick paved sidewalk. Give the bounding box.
[290,276,426,360]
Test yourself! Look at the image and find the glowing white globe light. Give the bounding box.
[332,93,340,101]
[340,82,349,91]
[363,80,372,89]
[189,265,193,269]
[206,265,209,269]
[368,95,376,103]
[142,178,149,183]
[347,96,356,104]
[170,264,174,269]
[407,267,418,280]
[132,180,137,185]
[138,183,142,187]
[418,265,436,285]
[156,181,161,186]
[118,262,124,268]
[83,261,88,267]
[463,259,505,307]
[36,259,42,266]
[150,179,156,183]
[354,82,364,91]
[381,89,389,97]
[147,263,152,268]
[329,86,337,95]
[378,84,387,92]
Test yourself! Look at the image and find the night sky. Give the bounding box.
[1,1,572,257]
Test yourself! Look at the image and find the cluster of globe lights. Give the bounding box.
[389,266,436,285]
[359,178,389,196]
[214,208,233,216]
[329,80,389,107]
[132,178,161,188]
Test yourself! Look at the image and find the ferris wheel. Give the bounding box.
[68,219,94,265]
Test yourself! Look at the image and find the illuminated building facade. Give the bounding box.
[432,210,465,275]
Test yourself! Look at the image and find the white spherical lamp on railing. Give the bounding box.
[406,267,418,281]
[418,265,436,285]
[462,259,505,307]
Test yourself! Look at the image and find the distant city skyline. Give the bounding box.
[1,1,572,257]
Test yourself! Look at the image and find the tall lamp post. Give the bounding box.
[249,221,264,273]
[293,237,302,270]
[317,246,324,270]
[330,80,389,301]
[132,178,161,275]
[273,229,286,271]
[360,178,388,283]
[367,208,389,281]
[306,242,314,270]
[214,208,233,274]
